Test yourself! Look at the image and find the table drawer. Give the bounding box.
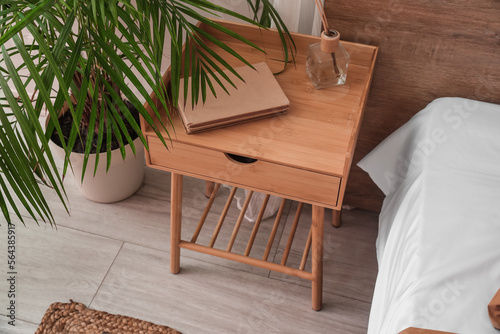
[146,136,340,207]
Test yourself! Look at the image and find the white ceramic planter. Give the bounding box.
[49,137,145,203]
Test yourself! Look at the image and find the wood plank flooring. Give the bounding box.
[0,167,379,333]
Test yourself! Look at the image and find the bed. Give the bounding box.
[358,97,500,333]
[319,0,500,332]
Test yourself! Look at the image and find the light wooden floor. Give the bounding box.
[0,167,379,334]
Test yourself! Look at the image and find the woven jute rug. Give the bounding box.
[35,301,182,334]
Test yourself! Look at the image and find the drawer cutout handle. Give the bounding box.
[224,153,258,165]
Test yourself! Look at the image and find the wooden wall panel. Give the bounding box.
[325,0,500,211]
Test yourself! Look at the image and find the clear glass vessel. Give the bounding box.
[306,30,349,90]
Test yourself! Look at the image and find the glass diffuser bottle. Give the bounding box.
[306,29,349,89]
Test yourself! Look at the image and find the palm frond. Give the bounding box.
[0,0,294,225]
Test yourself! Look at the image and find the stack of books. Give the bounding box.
[176,62,290,134]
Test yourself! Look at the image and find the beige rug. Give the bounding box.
[35,301,182,334]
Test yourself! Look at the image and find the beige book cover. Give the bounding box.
[177,62,290,134]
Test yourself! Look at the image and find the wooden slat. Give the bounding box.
[209,186,238,248]
[226,191,254,252]
[191,183,221,243]
[281,202,304,266]
[262,198,287,261]
[244,194,271,256]
[300,226,313,271]
[179,241,313,281]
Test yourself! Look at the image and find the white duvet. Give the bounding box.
[358,98,500,334]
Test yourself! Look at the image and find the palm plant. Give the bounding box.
[0,0,294,226]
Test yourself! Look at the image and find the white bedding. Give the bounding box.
[358,97,500,334]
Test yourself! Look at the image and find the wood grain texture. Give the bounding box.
[143,20,378,211]
[311,205,325,311]
[271,203,379,304]
[92,243,373,334]
[170,173,183,274]
[0,167,379,333]
[325,0,500,211]
[147,138,341,208]
[0,224,123,324]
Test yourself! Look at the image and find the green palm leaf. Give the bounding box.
[0,0,295,226]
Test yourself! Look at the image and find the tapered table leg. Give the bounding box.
[171,173,183,274]
[311,205,325,311]
[205,181,215,198]
[332,209,342,228]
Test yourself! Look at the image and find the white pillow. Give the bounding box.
[357,97,493,195]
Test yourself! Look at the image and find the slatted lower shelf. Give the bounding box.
[180,183,315,281]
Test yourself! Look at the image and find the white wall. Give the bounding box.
[209,0,321,35]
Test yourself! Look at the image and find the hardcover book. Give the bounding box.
[177,62,290,134]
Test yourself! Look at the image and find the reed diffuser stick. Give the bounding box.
[313,0,340,77]
[314,0,331,35]
[307,0,349,89]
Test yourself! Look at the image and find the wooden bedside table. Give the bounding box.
[141,20,377,311]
